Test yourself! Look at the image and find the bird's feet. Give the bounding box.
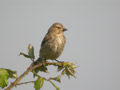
[55,59,64,64]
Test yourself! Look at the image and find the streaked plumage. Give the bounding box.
[39,23,67,61]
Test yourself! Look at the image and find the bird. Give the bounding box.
[37,22,67,63]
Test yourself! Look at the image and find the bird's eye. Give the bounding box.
[57,27,61,29]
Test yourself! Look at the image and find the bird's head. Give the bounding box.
[48,23,67,34]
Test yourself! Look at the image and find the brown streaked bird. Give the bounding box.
[38,22,67,62]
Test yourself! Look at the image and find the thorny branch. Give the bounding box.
[5,61,63,90]
[16,81,35,86]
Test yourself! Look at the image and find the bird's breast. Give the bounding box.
[40,33,66,60]
[55,34,65,51]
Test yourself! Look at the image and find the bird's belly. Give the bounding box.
[40,36,65,60]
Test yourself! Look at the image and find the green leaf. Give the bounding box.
[61,69,65,75]
[65,68,76,79]
[33,65,48,77]
[39,65,48,73]
[0,68,9,88]
[34,77,44,90]
[49,81,59,90]
[6,69,17,78]
[65,68,70,79]
[33,61,48,77]
[50,75,61,83]
[67,68,76,78]
[57,66,64,72]
[28,44,35,59]
[20,52,30,58]
[63,62,69,67]
[0,68,17,89]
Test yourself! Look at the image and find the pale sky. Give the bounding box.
[0,0,120,90]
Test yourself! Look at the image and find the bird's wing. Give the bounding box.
[41,34,51,47]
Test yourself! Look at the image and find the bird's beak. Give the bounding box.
[63,27,68,31]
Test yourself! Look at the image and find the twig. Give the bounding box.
[16,81,35,86]
[5,62,44,90]
[4,61,63,90]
